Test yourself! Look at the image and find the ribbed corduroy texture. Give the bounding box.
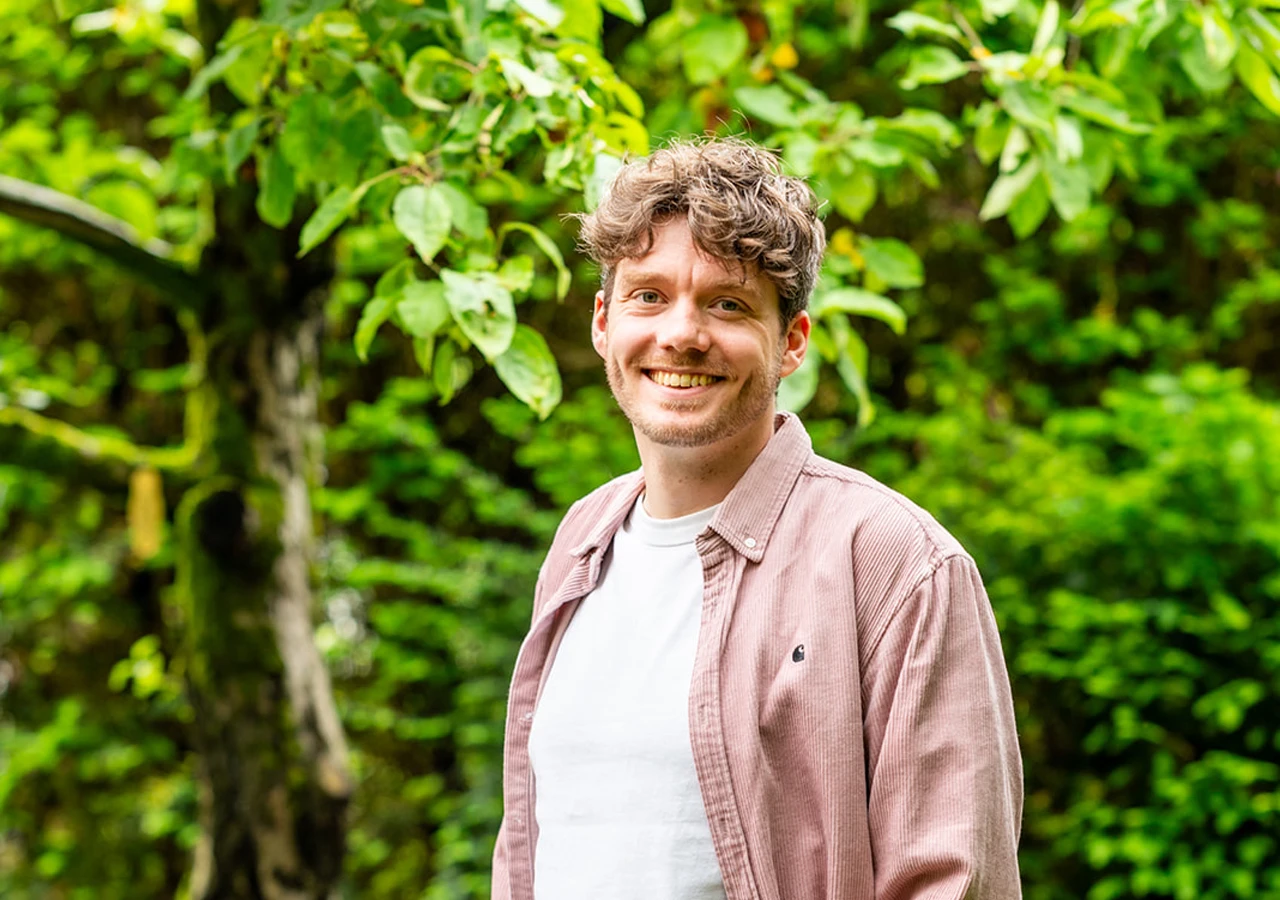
[493,413,1023,900]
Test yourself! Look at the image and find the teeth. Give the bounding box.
[649,371,716,387]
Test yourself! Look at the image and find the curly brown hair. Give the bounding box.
[575,138,826,325]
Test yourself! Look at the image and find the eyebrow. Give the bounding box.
[617,270,762,298]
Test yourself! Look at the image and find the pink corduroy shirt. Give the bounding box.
[492,413,1023,900]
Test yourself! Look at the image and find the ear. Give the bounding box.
[590,291,608,359]
[778,310,810,378]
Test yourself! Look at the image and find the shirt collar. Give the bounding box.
[570,412,813,563]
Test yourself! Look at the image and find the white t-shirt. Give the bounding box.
[528,497,726,900]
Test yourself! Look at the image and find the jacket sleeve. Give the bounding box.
[491,819,511,900]
[861,554,1023,900]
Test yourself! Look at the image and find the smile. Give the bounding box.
[645,370,724,388]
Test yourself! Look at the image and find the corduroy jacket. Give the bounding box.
[492,413,1023,900]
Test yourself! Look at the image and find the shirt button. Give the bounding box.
[744,537,757,548]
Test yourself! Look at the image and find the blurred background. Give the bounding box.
[1,0,1278,897]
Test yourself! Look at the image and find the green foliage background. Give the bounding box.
[2,0,1279,897]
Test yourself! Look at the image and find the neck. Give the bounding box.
[636,415,776,519]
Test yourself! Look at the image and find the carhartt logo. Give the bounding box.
[792,644,805,662]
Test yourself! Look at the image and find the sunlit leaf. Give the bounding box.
[298,185,355,257]
[396,281,451,339]
[860,238,924,290]
[813,287,908,333]
[900,46,971,89]
[393,185,452,264]
[494,325,562,418]
[441,269,516,360]
[680,16,747,84]
[354,295,393,362]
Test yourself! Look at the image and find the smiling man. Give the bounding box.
[492,139,1023,900]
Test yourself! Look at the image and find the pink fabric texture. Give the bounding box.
[493,413,1023,900]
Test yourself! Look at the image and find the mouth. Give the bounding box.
[644,369,725,388]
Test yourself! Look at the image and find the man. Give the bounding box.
[492,139,1023,900]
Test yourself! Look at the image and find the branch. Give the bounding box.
[0,384,214,472]
[0,174,210,305]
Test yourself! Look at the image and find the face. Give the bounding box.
[591,219,809,452]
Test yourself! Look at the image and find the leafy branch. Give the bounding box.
[0,174,210,307]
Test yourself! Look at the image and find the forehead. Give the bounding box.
[613,220,775,302]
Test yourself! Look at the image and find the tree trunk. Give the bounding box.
[183,314,351,899]
[180,104,351,893]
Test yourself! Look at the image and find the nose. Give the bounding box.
[655,298,712,354]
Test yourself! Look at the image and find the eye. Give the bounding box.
[715,298,745,313]
[636,290,662,304]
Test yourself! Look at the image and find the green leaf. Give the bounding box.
[514,0,565,28]
[829,318,874,427]
[972,102,1010,165]
[494,325,563,419]
[1000,81,1057,134]
[1057,85,1152,134]
[501,58,556,98]
[499,222,571,299]
[681,16,748,84]
[876,109,962,149]
[1201,5,1238,71]
[381,124,415,162]
[733,85,800,127]
[900,46,971,89]
[354,296,393,362]
[396,281,451,339]
[497,255,535,292]
[860,238,924,290]
[183,44,244,101]
[1235,41,1280,116]
[393,185,452,263]
[979,158,1042,221]
[355,62,415,117]
[1031,0,1061,58]
[412,336,435,374]
[980,0,1018,20]
[221,26,275,105]
[375,259,417,299]
[886,11,963,42]
[279,92,332,183]
[776,349,820,413]
[812,287,907,334]
[440,269,517,360]
[1041,152,1091,221]
[298,186,355,257]
[434,183,488,239]
[1179,36,1235,92]
[556,0,603,42]
[828,167,877,222]
[585,153,624,212]
[432,339,473,403]
[224,119,260,183]
[599,0,645,24]
[256,146,296,229]
[1007,174,1051,238]
[999,124,1030,173]
[404,47,469,112]
[1244,9,1280,59]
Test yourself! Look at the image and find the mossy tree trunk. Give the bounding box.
[179,172,351,898]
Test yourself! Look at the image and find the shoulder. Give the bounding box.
[779,452,976,643]
[533,469,641,609]
[552,469,642,549]
[791,452,969,567]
